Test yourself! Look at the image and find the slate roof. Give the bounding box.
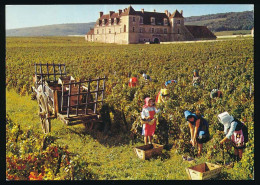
[185,25,216,39]
[86,28,94,35]
[169,10,183,18]
[95,6,171,26]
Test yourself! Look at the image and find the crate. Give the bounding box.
[186,162,222,180]
[134,144,163,160]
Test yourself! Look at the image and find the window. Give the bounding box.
[151,28,154,33]
[151,17,155,25]
[114,18,117,25]
[144,39,146,42]
[133,27,135,32]
[177,29,180,34]
[97,29,99,34]
[164,28,167,34]
[140,17,143,24]
[102,19,105,26]
[177,20,180,24]
[109,19,111,25]
[139,27,143,33]
[164,18,168,25]
[133,17,136,22]
[124,25,126,32]
[109,29,111,34]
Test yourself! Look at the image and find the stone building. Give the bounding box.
[85,6,216,44]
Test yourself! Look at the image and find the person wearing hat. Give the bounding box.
[155,88,169,104]
[165,80,177,87]
[141,97,160,145]
[192,69,201,87]
[218,112,248,161]
[184,110,210,157]
[210,89,223,98]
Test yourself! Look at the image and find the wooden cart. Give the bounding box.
[31,63,106,134]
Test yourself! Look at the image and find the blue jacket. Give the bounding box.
[184,110,209,136]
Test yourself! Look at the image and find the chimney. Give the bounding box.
[154,9,156,12]
[165,10,168,16]
[109,11,114,17]
[180,10,183,16]
[118,9,122,15]
[99,11,103,17]
[141,8,144,13]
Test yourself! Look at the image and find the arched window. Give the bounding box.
[151,17,155,25]
[140,17,143,24]
[164,18,168,25]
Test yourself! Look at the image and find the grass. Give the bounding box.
[6,89,234,180]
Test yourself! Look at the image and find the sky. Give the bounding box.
[5,4,254,30]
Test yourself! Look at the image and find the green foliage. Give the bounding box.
[6,37,254,180]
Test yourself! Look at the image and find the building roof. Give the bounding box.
[185,25,216,39]
[95,6,171,26]
[86,28,94,35]
[169,10,183,18]
[135,11,169,25]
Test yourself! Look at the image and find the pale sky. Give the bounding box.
[5,4,254,30]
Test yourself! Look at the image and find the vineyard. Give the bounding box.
[6,37,254,180]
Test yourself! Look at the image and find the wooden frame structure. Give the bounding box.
[32,63,106,133]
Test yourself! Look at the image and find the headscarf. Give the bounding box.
[218,112,234,130]
[143,97,151,109]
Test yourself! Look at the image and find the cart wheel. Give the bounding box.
[37,93,51,134]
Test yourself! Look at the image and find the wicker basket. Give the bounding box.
[186,162,222,180]
[134,144,163,160]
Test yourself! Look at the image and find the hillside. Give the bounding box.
[6,22,95,37]
[6,10,253,36]
[184,11,253,32]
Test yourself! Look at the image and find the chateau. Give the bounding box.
[85,6,216,44]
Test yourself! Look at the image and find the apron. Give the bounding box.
[142,109,156,136]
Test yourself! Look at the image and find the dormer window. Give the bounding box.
[151,17,155,25]
[140,17,143,24]
[164,18,168,25]
[114,18,117,25]
[102,19,105,26]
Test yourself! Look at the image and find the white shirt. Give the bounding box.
[141,107,160,119]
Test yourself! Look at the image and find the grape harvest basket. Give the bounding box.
[134,144,164,160]
[186,162,222,180]
[31,63,106,134]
